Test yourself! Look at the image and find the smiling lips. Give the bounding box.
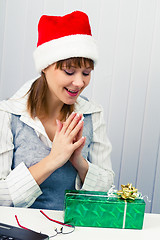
[65,87,79,97]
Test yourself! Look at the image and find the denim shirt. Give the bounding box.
[11,111,93,210]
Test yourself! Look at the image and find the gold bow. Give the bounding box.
[117,183,138,200]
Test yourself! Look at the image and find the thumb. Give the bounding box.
[56,119,63,132]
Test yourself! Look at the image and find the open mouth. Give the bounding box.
[65,87,79,96]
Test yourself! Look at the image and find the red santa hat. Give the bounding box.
[33,11,98,73]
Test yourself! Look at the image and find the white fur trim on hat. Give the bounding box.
[33,34,98,73]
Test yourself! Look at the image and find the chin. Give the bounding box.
[64,100,77,105]
[63,97,79,105]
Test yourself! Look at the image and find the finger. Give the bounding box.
[69,120,84,140]
[73,136,86,150]
[81,136,86,148]
[61,112,76,134]
[73,123,83,143]
[76,121,83,140]
[65,113,80,135]
[65,113,83,136]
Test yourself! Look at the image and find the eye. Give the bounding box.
[83,71,91,76]
[64,70,74,76]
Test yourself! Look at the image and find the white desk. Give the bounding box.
[0,206,159,240]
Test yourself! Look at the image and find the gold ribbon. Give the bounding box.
[117,183,138,200]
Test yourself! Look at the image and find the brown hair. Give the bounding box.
[27,57,94,121]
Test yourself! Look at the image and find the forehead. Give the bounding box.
[56,57,94,69]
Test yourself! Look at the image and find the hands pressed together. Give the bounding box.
[49,112,85,168]
[49,112,88,182]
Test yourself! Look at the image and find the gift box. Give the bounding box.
[64,189,146,229]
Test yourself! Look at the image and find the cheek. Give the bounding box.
[45,74,62,90]
[84,77,91,87]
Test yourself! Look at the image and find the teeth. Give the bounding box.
[66,88,78,93]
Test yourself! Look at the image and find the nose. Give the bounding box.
[72,73,85,89]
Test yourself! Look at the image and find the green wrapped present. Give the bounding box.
[64,188,146,229]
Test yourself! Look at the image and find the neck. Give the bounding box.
[46,89,64,119]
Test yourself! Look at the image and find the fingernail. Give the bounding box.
[56,119,59,125]
[75,113,79,119]
[78,120,83,124]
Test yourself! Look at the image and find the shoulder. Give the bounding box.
[0,110,11,125]
[75,95,103,114]
[0,110,11,123]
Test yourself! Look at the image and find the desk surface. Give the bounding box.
[0,206,159,240]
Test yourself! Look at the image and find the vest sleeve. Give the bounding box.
[0,111,42,207]
[78,106,115,191]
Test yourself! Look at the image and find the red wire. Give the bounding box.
[15,215,30,230]
[40,210,73,228]
[15,211,73,231]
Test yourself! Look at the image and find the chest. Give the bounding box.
[41,119,58,142]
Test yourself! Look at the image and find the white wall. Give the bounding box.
[0,0,160,213]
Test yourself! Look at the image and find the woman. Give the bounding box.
[0,11,114,210]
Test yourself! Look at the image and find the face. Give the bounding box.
[43,63,92,106]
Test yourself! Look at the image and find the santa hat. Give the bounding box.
[33,11,98,73]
